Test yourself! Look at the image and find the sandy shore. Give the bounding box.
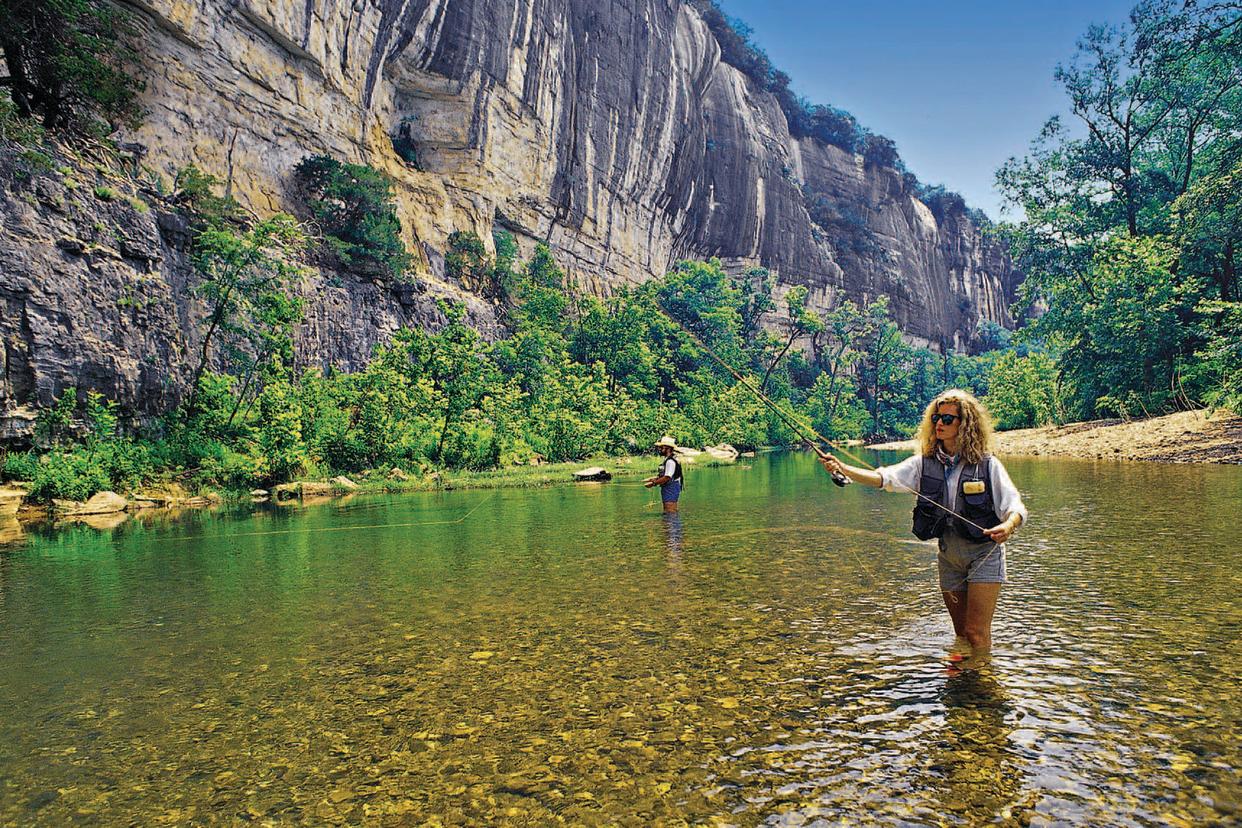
[866,409,1242,464]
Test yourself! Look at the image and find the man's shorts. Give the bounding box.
[661,480,682,503]
[937,532,1006,592]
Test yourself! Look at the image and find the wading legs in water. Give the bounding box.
[943,582,1001,667]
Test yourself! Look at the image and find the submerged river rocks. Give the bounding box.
[0,453,1238,824]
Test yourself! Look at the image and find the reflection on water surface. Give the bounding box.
[1,453,1238,824]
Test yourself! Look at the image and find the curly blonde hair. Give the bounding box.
[915,388,994,464]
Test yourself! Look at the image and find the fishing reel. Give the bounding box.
[809,442,851,487]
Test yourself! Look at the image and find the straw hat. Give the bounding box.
[653,435,677,449]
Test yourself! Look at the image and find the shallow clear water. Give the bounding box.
[1,452,1239,825]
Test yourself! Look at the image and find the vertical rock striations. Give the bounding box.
[0,0,1020,432]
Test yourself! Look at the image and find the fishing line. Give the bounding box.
[655,300,851,488]
[656,302,1010,603]
[653,301,994,536]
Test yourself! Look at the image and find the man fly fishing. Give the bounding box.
[644,435,683,513]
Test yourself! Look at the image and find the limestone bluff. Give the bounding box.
[0,0,1020,437]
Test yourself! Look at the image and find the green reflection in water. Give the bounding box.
[0,453,1238,825]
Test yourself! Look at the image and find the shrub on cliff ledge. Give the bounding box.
[0,0,143,135]
[293,155,412,281]
[445,230,491,293]
[916,183,968,219]
[174,165,243,230]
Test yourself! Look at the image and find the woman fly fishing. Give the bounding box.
[819,389,1028,671]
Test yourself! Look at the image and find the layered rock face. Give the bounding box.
[0,0,1020,435]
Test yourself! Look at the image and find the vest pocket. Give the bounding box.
[962,491,989,507]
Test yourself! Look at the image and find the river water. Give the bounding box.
[0,452,1238,825]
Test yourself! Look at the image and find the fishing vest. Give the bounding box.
[911,455,1002,543]
[657,455,683,485]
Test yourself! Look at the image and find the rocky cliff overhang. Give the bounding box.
[0,0,1021,432]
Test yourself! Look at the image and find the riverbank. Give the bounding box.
[0,450,740,540]
[866,409,1242,464]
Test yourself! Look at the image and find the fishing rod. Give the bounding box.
[654,301,850,487]
[654,300,993,535]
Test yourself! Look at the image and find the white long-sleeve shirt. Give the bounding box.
[877,454,1028,526]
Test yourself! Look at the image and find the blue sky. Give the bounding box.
[715,0,1138,219]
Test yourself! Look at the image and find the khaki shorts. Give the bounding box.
[938,532,1007,592]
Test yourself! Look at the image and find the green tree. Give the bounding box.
[570,293,659,398]
[0,0,143,133]
[492,228,520,298]
[174,165,242,231]
[805,298,875,434]
[1042,4,1240,237]
[293,155,412,280]
[1174,158,1242,302]
[1187,300,1242,413]
[995,2,1241,417]
[736,266,776,366]
[256,364,307,483]
[509,243,570,329]
[760,285,824,393]
[186,214,306,415]
[1041,235,1197,415]
[805,371,867,440]
[985,350,1065,429]
[408,302,496,462]
[649,259,747,392]
[445,230,495,295]
[856,298,915,439]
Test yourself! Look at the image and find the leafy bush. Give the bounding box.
[445,230,494,294]
[985,350,1064,429]
[18,390,157,500]
[916,183,968,218]
[2,451,39,481]
[26,450,110,502]
[802,105,866,153]
[174,165,242,230]
[863,134,900,168]
[35,387,78,447]
[0,95,47,145]
[293,154,412,280]
[195,447,265,490]
[256,372,307,483]
[492,228,519,298]
[0,0,144,134]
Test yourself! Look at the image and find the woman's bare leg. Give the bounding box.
[961,582,1001,665]
[942,590,968,638]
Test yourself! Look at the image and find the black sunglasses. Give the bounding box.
[930,413,960,425]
